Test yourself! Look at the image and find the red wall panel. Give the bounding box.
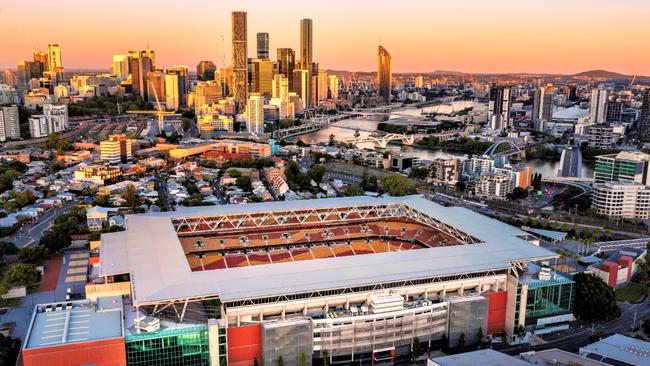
[602,262,618,287]
[227,323,262,366]
[618,256,633,281]
[484,291,508,335]
[22,337,126,366]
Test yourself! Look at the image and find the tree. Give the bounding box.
[322,350,330,366]
[409,166,429,180]
[5,263,40,287]
[328,134,336,146]
[0,241,17,258]
[300,352,308,366]
[477,327,484,347]
[508,187,529,200]
[181,117,193,131]
[17,245,49,265]
[411,337,422,360]
[0,334,21,366]
[344,184,365,197]
[573,272,619,322]
[277,356,284,366]
[45,133,60,149]
[94,194,110,207]
[455,181,466,193]
[380,174,417,196]
[440,334,449,352]
[307,164,325,184]
[458,332,466,348]
[253,358,259,366]
[235,176,252,192]
[122,184,140,209]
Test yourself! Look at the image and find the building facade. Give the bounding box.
[231,11,248,113]
[377,45,392,104]
[0,105,20,142]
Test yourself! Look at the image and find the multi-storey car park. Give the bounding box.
[21,195,576,366]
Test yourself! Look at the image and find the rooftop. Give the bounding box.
[431,349,530,366]
[99,195,557,306]
[24,296,123,350]
[580,334,650,366]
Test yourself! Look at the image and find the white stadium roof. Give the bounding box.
[100,195,557,306]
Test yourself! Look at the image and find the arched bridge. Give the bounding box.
[483,140,545,158]
[343,133,416,148]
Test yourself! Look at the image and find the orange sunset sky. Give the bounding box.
[1,0,649,75]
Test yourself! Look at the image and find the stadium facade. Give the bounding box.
[22,195,567,366]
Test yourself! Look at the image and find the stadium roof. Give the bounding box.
[100,195,557,306]
[524,228,567,243]
[579,334,650,366]
[430,349,530,366]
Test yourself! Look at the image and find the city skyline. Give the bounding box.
[2,0,650,74]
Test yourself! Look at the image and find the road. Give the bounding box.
[499,297,650,355]
[8,200,79,248]
[154,174,174,211]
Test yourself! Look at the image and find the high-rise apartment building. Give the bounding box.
[32,51,47,78]
[246,93,264,134]
[532,85,555,131]
[638,90,650,143]
[147,71,166,104]
[170,65,189,108]
[328,75,339,100]
[129,51,154,100]
[299,19,313,108]
[415,75,424,89]
[197,60,217,81]
[272,74,289,100]
[317,69,329,102]
[377,45,392,104]
[0,106,20,142]
[257,33,269,60]
[277,48,295,92]
[165,73,180,110]
[589,88,609,124]
[47,44,62,72]
[232,11,248,113]
[29,104,69,138]
[605,101,623,123]
[111,55,129,79]
[293,69,310,106]
[100,134,133,164]
[252,59,274,98]
[488,85,511,131]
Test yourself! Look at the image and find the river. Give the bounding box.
[292,119,594,179]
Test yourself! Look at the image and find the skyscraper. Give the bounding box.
[246,93,264,134]
[639,90,650,143]
[32,51,47,77]
[532,85,555,131]
[317,69,329,102]
[277,48,295,92]
[257,33,269,60]
[165,73,180,110]
[300,19,313,108]
[252,59,274,98]
[272,74,289,100]
[111,55,129,78]
[293,69,310,106]
[147,71,166,104]
[377,45,392,104]
[328,75,339,100]
[488,86,511,131]
[232,11,248,113]
[170,65,189,108]
[47,44,62,72]
[589,88,609,124]
[129,51,154,100]
[197,61,217,81]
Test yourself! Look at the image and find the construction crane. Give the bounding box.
[126,80,180,135]
[630,74,637,87]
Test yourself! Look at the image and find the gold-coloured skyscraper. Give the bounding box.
[47,44,62,73]
[232,11,248,113]
[377,45,392,104]
[299,19,313,108]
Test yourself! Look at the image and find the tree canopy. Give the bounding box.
[380,174,417,196]
[573,272,619,322]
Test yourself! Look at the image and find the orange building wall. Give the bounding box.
[22,337,126,366]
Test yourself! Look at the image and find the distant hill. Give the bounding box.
[572,70,629,78]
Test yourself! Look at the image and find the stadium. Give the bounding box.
[22,195,568,366]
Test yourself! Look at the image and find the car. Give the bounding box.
[0,308,9,315]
